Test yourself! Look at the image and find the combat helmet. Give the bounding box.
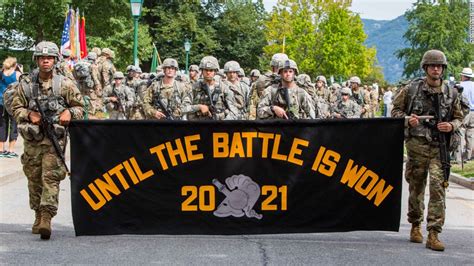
[341,87,352,96]
[271,53,289,67]
[113,71,125,79]
[250,69,261,77]
[224,61,241,73]
[278,59,299,75]
[296,74,313,86]
[420,49,447,69]
[189,64,199,72]
[316,75,327,84]
[349,76,361,85]
[199,56,220,71]
[33,41,60,60]
[162,58,179,69]
[61,49,72,58]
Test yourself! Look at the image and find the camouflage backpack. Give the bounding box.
[2,82,18,115]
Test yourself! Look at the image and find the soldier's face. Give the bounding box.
[316,81,324,88]
[226,71,238,82]
[251,76,258,82]
[350,82,358,89]
[190,70,198,79]
[426,64,443,80]
[164,67,176,78]
[342,94,350,101]
[37,56,55,72]
[114,78,122,86]
[202,69,216,81]
[281,69,295,83]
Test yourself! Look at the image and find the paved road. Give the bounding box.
[0,155,473,264]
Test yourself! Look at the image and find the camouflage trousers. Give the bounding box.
[21,140,67,217]
[405,137,445,233]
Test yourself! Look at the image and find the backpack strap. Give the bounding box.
[405,78,424,115]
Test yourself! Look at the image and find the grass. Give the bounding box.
[451,160,474,178]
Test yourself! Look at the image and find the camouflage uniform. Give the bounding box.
[10,42,84,238]
[143,78,188,120]
[224,61,250,120]
[184,79,239,120]
[330,88,361,118]
[129,80,148,120]
[97,48,115,89]
[391,51,464,247]
[257,60,315,120]
[369,86,379,118]
[103,72,134,120]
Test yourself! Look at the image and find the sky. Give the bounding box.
[262,0,417,20]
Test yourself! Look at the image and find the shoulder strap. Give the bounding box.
[405,78,424,115]
[52,74,63,96]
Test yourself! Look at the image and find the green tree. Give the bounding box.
[396,0,474,78]
[213,0,267,72]
[263,0,381,82]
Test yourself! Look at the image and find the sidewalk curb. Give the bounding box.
[450,172,473,190]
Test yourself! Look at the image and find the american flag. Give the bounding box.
[60,8,72,53]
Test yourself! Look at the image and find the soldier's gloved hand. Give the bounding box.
[408,114,419,128]
[109,96,118,103]
[272,106,288,119]
[437,122,453,133]
[199,104,212,117]
[28,111,42,125]
[155,111,166,119]
[59,109,72,126]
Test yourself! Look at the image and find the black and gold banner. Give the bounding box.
[70,119,404,236]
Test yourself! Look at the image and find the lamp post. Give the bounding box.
[184,39,191,74]
[130,0,143,67]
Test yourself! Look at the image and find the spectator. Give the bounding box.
[0,57,21,158]
[383,87,393,117]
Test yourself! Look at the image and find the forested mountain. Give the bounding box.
[362,16,408,83]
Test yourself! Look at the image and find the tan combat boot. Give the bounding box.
[38,211,52,240]
[32,211,41,234]
[426,230,445,251]
[410,223,423,243]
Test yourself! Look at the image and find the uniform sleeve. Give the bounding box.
[257,89,275,120]
[351,102,362,118]
[391,87,408,118]
[142,83,157,119]
[125,86,135,108]
[299,90,315,119]
[62,79,84,120]
[11,83,30,123]
[91,65,102,96]
[181,83,201,115]
[224,88,239,120]
[102,63,111,87]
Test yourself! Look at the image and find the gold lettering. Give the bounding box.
[319,150,340,177]
[229,132,245,158]
[354,170,379,196]
[150,144,169,170]
[287,138,309,166]
[213,133,229,158]
[123,160,139,184]
[80,183,106,211]
[271,134,287,161]
[95,173,121,201]
[130,157,154,181]
[311,146,326,171]
[367,179,394,207]
[165,139,188,166]
[340,159,367,187]
[184,134,203,161]
[241,132,257,157]
[258,133,274,158]
[108,164,130,190]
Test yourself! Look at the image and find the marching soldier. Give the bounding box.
[224,61,250,120]
[349,76,370,118]
[331,87,361,118]
[97,48,115,89]
[58,49,74,80]
[142,58,188,120]
[10,41,84,240]
[188,64,200,85]
[103,72,134,120]
[392,49,465,251]
[257,59,315,120]
[297,74,329,119]
[183,56,238,120]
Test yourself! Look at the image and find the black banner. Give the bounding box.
[70,119,404,236]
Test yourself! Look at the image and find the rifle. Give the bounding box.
[280,87,296,120]
[433,94,451,189]
[202,82,218,120]
[153,91,174,120]
[33,97,70,175]
[112,87,128,119]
